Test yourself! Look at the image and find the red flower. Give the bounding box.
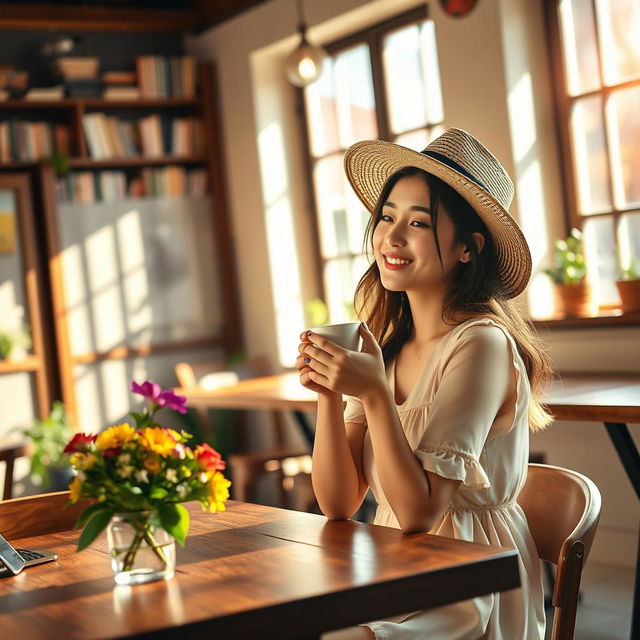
[63,432,96,455]
[194,443,226,472]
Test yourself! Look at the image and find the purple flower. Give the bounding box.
[131,380,163,402]
[157,389,188,414]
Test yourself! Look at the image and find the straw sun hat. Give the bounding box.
[343,128,532,299]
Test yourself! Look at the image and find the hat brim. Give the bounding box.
[343,139,531,299]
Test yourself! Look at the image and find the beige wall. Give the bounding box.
[187,0,639,568]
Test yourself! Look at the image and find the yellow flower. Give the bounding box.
[70,452,97,470]
[139,427,179,457]
[69,475,83,503]
[143,455,162,473]
[95,423,136,451]
[207,472,231,513]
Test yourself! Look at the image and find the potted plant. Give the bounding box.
[543,228,595,317]
[0,325,32,361]
[615,259,640,313]
[21,400,74,491]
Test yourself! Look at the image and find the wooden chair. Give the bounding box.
[0,491,91,540]
[517,463,602,640]
[175,357,312,509]
[0,440,30,500]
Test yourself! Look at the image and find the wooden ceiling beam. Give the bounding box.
[0,4,197,33]
[191,0,270,33]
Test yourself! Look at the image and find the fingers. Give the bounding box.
[305,331,343,356]
[295,352,330,376]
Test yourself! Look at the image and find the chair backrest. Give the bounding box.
[0,441,30,500]
[517,463,602,640]
[0,491,92,540]
[175,356,286,448]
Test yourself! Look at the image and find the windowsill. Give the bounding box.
[530,309,640,330]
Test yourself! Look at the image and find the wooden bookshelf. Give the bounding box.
[0,62,242,424]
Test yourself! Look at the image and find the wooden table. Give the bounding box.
[177,370,640,638]
[543,372,640,640]
[0,501,520,639]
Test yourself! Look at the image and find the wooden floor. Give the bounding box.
[547,561,634,639]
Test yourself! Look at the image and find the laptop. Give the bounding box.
[0,532,57,576]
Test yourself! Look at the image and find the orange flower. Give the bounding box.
[95,423,136,451]
[143,455,162,473]
[139,427,179,457]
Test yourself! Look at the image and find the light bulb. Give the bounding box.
[285,33,327,88]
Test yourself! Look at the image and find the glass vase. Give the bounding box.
[106,511,176,585]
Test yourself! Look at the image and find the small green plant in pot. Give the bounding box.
[22,401,74,491]
[616,258,640,313]
[0,325,32,361]
[543,228,594,316]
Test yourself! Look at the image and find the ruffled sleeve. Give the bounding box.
[343,394,366,425]
[415,323,516,490]
[415,445,490,489]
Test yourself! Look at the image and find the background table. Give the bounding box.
[0,501,520,639]
[543,372,640,640]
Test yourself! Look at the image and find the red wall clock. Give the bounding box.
[439,0,479,18]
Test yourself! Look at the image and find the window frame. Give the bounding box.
[297,5,435,310]
[543,0,640,310]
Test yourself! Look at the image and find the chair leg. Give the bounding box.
[3,456,15,500]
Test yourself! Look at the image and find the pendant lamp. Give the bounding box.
[285,0,327,88]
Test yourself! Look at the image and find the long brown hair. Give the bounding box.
[354,167,554,431]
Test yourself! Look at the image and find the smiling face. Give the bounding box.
[372,173,468,295]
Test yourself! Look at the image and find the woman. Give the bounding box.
[296,128,553,639]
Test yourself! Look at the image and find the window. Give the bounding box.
[546,0,640,307]
[301,7,444,322]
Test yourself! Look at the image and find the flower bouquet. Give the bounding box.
[64,380,231,585]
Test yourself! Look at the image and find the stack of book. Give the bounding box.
[102,71,139,100]
[0,121,69,162]
[136,56,197,98]
[54,56,101,98]
[56,167,208,202]
[82,112,204,159]
[24,86,65,101]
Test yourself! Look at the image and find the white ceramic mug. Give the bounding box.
[310,322,362,351]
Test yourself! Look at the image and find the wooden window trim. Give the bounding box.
[298,6,433,307]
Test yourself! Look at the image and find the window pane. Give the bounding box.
[395,125,444,151]
[559,0,601,95]
[571,95,611,213]
[324,255,369,322]
[607,85,640,208]
[383,21,443,135]
[596,0,640,84]
[618,212,640,275]
[305,59,339,157]
[313,154,348,258]
[334,45,378,149]
[584,215,618,303]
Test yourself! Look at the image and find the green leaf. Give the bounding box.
[157,503,189,546]
[150,487,168,499]
[72,502,111,529]
[77,509,114,552]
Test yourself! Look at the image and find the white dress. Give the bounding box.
[343,318,545,640]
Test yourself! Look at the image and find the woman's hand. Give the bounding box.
[295,330,339,396]
[298,323,388,400]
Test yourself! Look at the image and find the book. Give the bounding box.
[24,86,64,101]
[102,71,137,85]
[102,86,140,100]
[55,57,99,79]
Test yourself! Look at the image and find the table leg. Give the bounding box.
[604,422,640,640]
[293,410,315,448]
